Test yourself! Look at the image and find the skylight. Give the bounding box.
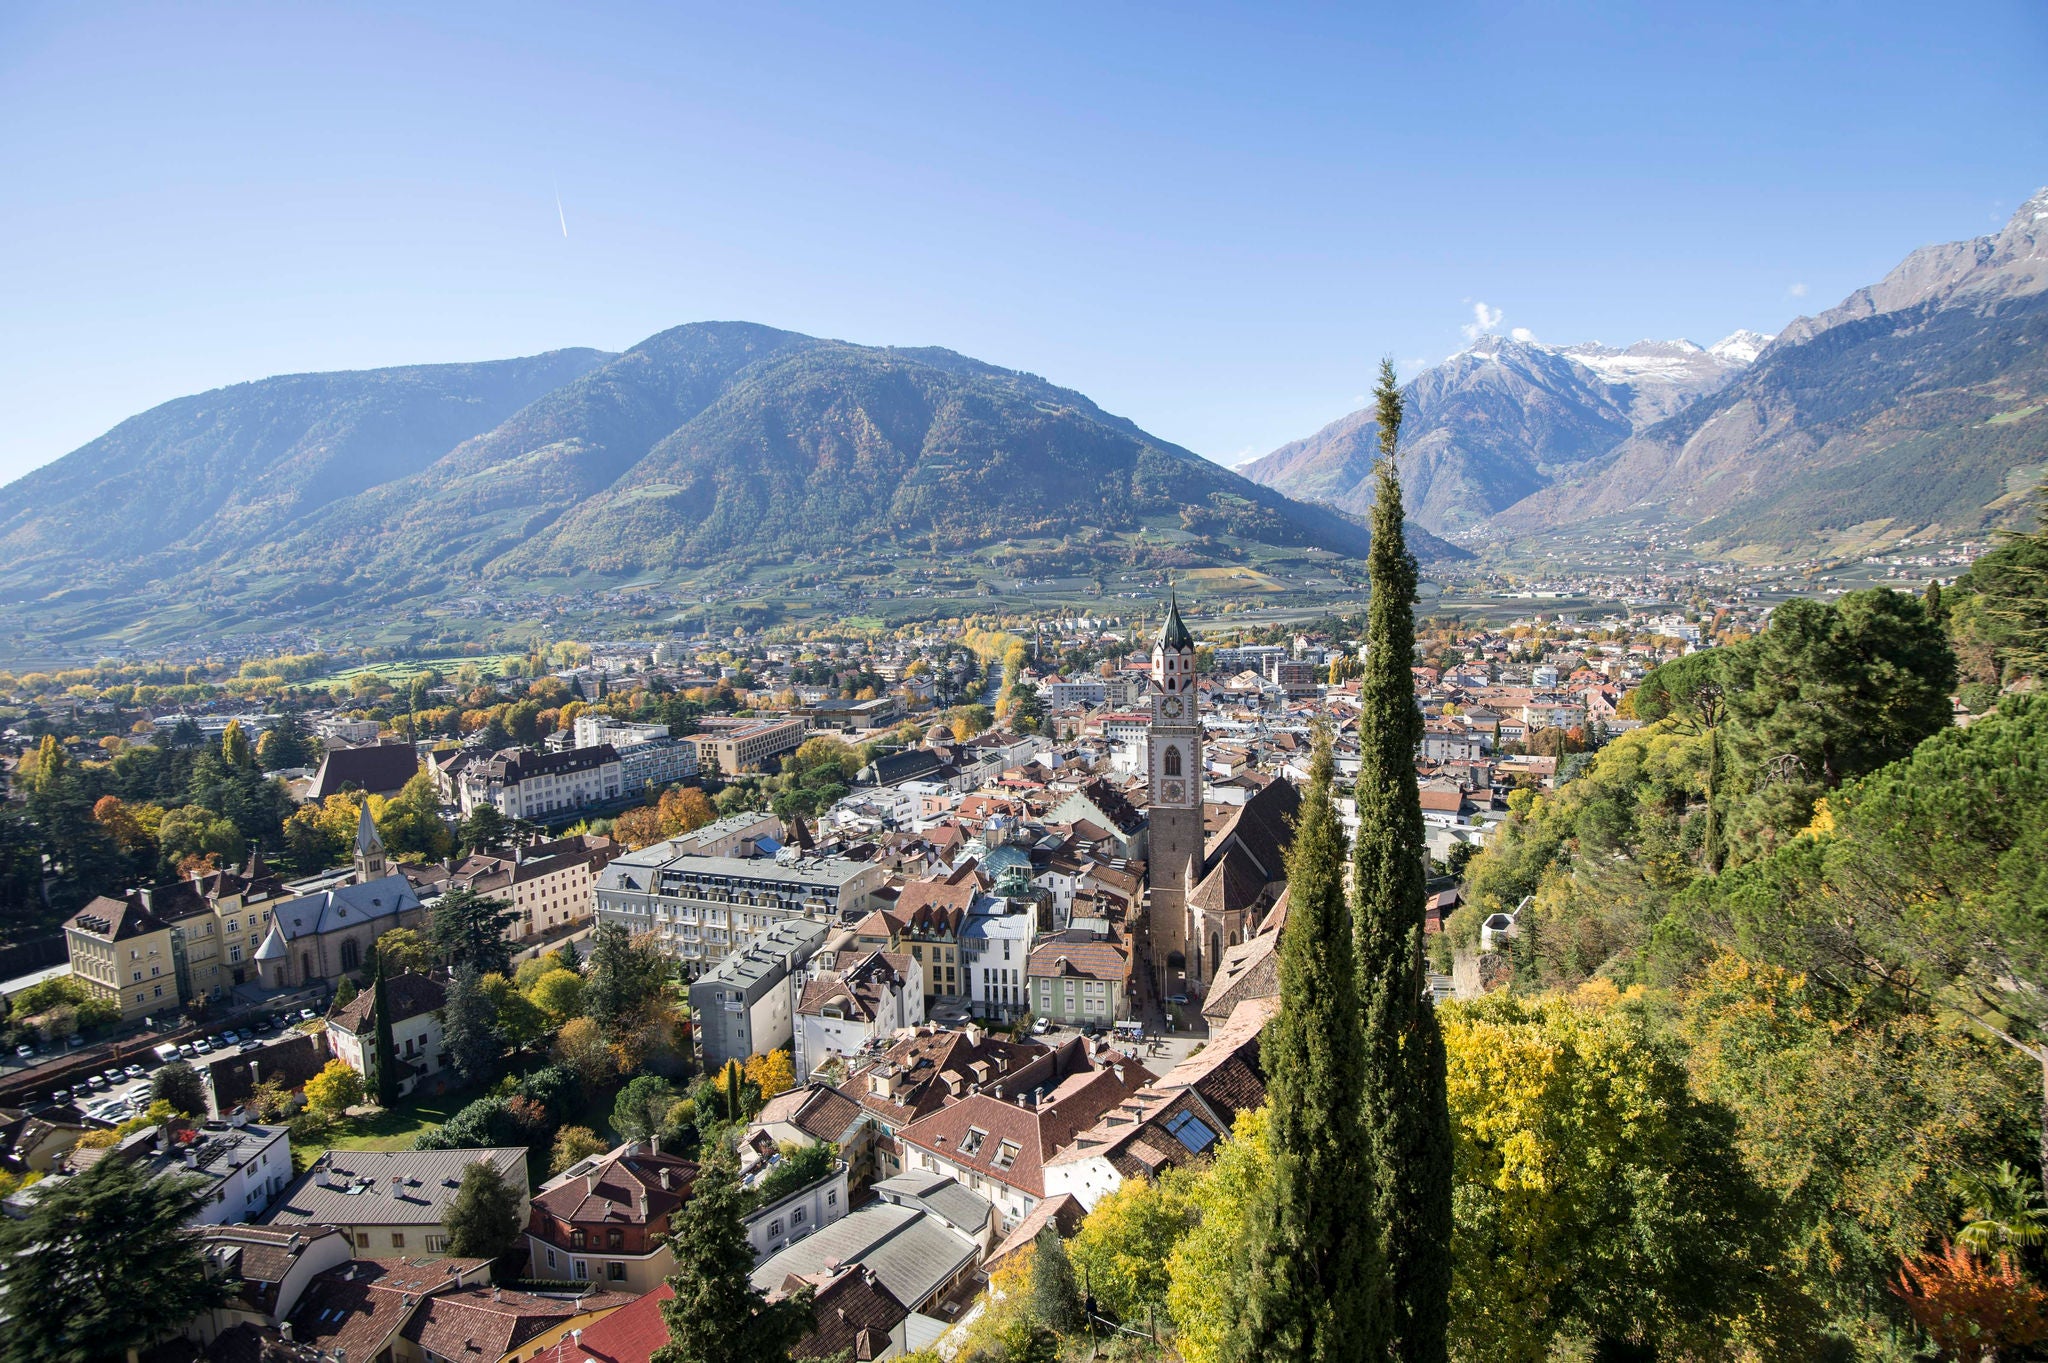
[1164,1110,1217,1155]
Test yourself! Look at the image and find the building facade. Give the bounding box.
[595,845,884,976]
[690,917,831,1068]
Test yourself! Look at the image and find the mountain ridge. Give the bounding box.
[1484,190,2048,551]
[1239,328,1764,533]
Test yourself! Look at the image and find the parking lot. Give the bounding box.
[20,1009,323,1122]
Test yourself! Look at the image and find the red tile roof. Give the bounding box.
[403,1285,637,1360]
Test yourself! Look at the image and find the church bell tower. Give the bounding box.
[1147,589,1203,998]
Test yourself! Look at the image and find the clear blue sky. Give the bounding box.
[2,1,2043,484]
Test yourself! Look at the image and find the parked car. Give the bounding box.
[1032,1017,1052,1035]
[123,1063,146,1080]
[177,1043,198,1059]
[220,1030,241,1045]
[51,1089,70,1104]
[299,1009,316,1021]
[1165,993,1190,1006]
[192,1038,213,1054]
[13,1044,31,1059]
[102,1069,124,1084]
[65,1034,85,1048]
[254,1017,275,1032]
[86,1074,108,1091]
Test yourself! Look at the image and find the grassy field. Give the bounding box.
[292,1091,460,1167]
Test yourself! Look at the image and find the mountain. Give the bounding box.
[1240,331,1765,533]
[0,349,612,590]
[0,323,1456,647]
[1487,190,2048,553]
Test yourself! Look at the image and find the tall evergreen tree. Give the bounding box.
[1244,735,1384,1362]
[370,961,399,1107]
[651,1148,814,1363]
[428,887,517,976]
[1029,1223,1083,1333]
[1352,358,1453,1363]
[0,1154,227,1363]
[443,964,501,1085]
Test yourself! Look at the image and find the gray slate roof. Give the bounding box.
[871,1172,994,1237]
[749,1202,976,1312]
[266,1147,527,1228]
[272,874,420,942]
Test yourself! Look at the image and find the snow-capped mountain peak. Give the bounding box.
[1708,329,1775,364]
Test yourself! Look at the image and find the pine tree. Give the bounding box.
[651,1148,814,1363]
[443,1160,523,1262]
[443,964,501,1086]
[1029,1223,1083,1333]
[1701,726,1724,874]
[370,961,399,1107]
[0,1153,227,1363]
[1244,735,1385,1362]
[1351,358,1454,1363]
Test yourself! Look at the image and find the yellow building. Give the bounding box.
[65,897,177,1021]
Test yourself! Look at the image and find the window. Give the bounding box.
[607,1228,623,1250]
[547,1248,557,1270]
[1163,745,1182,776]
[390,1232,404,1248]
[425,1235,447,1253]
[608,1262,626,1282]
[769,1219,784,1237]
[993,1140,1021,1170]
[358,1233,371,1249]
[827,1189,838,1207]
[961,1127,988,1157]
[570,1229,586,1249]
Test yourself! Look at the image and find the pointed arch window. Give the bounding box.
[1163,746,1182,777]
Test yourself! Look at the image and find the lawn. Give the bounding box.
[292,1092,460,1167]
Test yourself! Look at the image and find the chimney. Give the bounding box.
[185,1149,199,1168]
[650,1134,660,1157]
[280,1323,293,1342]
[659,1169,672,1191]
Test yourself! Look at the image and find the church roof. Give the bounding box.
[272,875,419,942]
[1156,591,1195,653]
[253,922,289,962]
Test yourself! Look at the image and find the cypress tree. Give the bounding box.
[651,1147,814,1363]
[1701,726,1724,874]
[1352,358,1453,1363]
[1244,735,1384,1362]
[370,961,399,1108]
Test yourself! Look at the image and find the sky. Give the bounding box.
[1,2,2044,484]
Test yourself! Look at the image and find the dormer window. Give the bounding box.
[993,1140,1021,1170]
[961,1127,988,1157]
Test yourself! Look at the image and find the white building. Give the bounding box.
[326,972,446,1097]
[794,951,924,1082]
[961,896,1035,1021]
[458,745,622,820]
[741,1159,851,1260]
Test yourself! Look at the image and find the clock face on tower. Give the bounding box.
[1162,695,1184,719]
[1163,779,1186,803]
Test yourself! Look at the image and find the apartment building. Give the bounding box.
[595,843,885,976]
[690,917,831,1068]
[691,716,808,775]
[446,833,620,940]
[458,745,622,820]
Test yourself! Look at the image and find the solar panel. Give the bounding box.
[1163,1110,1217,1155]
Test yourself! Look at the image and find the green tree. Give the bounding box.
[443,1159,523,1262]
[584,921,673,1050]
[652,1148,814,1363]
[428,887,516,976]
[0,1154,227,1363]
[550,1124,608,1174]
[1029,1224,1082,1333]
[612,1074,679,1143]
[1443,991,1788,1362]
[1244,734,1385,1361]
[1351,358,1452,1363]
[526,967,585,1026]
[458,804,508,853]
[220,718,254,771]
[1725,589,1954,852]
[476,973,548,1051]
[1167,1109,1272,1363]
[369,926,433,976]
[443,965,501,1085]
[149,1059,206,1117]
[376,771,454,861]
[333,975,358,1010]
[369,962,399,1107]
[1066,1175,1194,1323]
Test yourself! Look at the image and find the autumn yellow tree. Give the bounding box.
[304,1059,365,1115]
[743,1050,794,1102]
